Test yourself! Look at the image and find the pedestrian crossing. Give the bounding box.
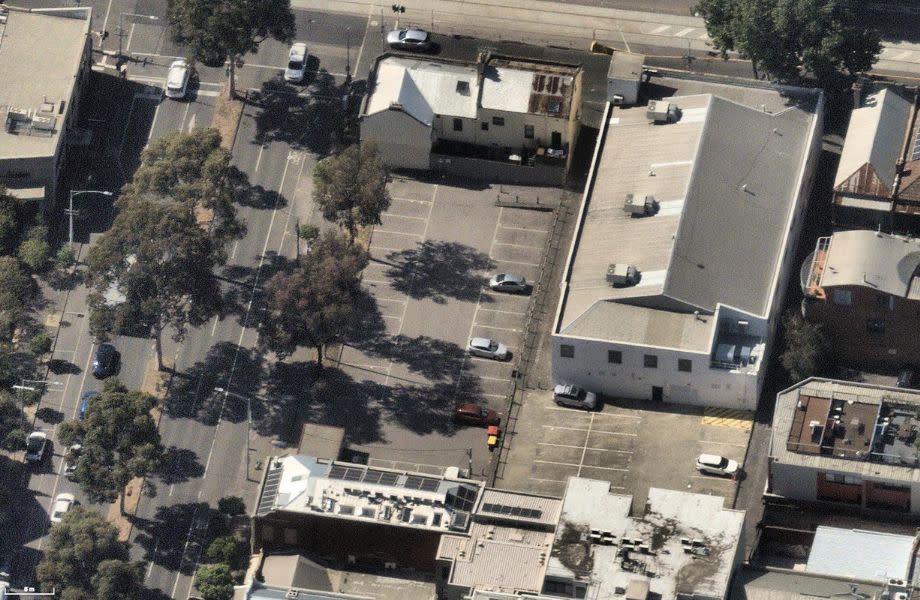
[702,407,753,430]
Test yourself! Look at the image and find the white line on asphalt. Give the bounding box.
[698,440,748,447]
[539,442,633,454]
[473,323,520,333]
[493,242,544,250]
[530,476,567,483]
[383,213,428,221]
[254,144,266,172]
[375,297,407,304]
[390,196,432,204]
[576,413,595,477]
[618,23,631,54]
[460,373,508,382]
[194,90,222,98]
[496,225,548,233]
[230,240,240,261]
[674,27,695,37]
[171,506,200,599]
[480,393,507,399]
[542,425,638,436]
[573,463,630,472]
[493,258,541,267]
[649,24,670,34]
[127,23,136,54]
[146,101,163,144]
[275,150,306,257]
[145,537,159,581]
[381,315,402,320]
[341,362,389,371]
[544,406,643,418]
[689,474,734,482]
[186,112,197,132]
[373,229,422,237]
[371,246,405,253]
[210,314,220,337]
[100,0,115,45]
[476,307,527,316]
[533,459,579,469]
[468,356,512,364]
[352,1,375,83]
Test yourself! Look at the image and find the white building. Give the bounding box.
[551,79,824,410]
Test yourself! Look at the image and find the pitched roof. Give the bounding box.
[834,88,911,191]
[818,229,920,298]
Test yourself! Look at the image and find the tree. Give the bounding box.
[85,200,223,370]
[313,143,391,241]
[57,379,163,514]
[780,311,830,382]
[207,535,242,569]
[18,237,50,272]
[56,245,76,269]
[92,559,144,600]
[217,495,247,516]
[119,129,244,243]
[167,0,295,98]
[694,0,881,87]
[29,331,52,356]
[0,189,21,255]
[0,256,35,339]
[36,507,129,597]
[195,563,234,600]
[259,230,368,367]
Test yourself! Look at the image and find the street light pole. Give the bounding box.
[67,190,113,247]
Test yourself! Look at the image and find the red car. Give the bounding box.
[454,403,500,427]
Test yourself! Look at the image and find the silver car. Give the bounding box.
[488,273,528,293]
[386,28,432,51]
[25,431,48,463]
[468,337,508,360]
[50,493,75,524]
[553,384,597,410]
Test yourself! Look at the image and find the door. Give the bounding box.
[551,131,562,148]
[652,386,663,402]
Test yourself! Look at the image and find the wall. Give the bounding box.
[430,152,564,186]
[550,334,759,409]
[361,109,433,171]
[432,114,480,146]
[768,461,818,501]
[607,78,640,106]
[474,108,572,150]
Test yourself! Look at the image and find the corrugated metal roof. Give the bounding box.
[365,56,478,123]
[834,88,911,190]
[805,526,914,582]
[818,230,920,297]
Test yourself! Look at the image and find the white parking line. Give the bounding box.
[497,225,549,233]
[391,196,432,204]
[538,442,632,454]
[543,425,638,436]
[534,459,628,472]
[363,279,391,286]
[494,258,541,267]
[375,297,407,304]
[477,307,527,316]
[461,374,509,382]
[381,315,403,320]
[469,356,516,364]
[383,213,428,221]
[689,474,735,482]
[674,27,696,37]
[494,242,544,250]
[473,324,520,332]
[576,413,595,476]
[698,440,748,448]
[530,477,568,484]
[372,246,407,253]
[480,393,508,399]
[374,229,422,237]
[544,406,642,419]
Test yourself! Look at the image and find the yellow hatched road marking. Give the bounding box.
[702,407,754,430]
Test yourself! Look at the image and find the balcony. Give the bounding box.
[800,236,829,300]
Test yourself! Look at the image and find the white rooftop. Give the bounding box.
[817,230,920,298]
[805,526,915,583]
[365,56,479,125]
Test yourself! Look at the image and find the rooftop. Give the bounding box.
[0,8,90,160]
[608,52,645,82]
[809,230,920,300]
[255,455,482,533]
[556,77,821,347]
[772,378,920,482]
[480,57,577,119]
[805,526,915,583]
[731,567,883,600]
[547,479,744,600]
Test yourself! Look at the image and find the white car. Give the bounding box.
[49,493,75,524]
[488,273,528,293]
[553,384,597,410]
[165,59,190,99]
[695,454,739,477]
[284,42,308,82]
[25,431,48,463]
[468,337,508,360]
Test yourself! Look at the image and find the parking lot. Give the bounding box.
[498,390,752,507]
[327,177,555,473]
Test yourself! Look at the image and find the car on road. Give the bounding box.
[468,337,508,360]
[64,444,82,479]
[553,384,597,410]
[897,366,917,389]
[49,493,75,524]
[488,273,528,293]
[92,343,119,379]
[695,453,739,477]
[386,27,432,51]
[284,42,308,82]
[24,431,48,463]
[454,403,500,427]
[165,59,190,99]
[78,390,98,420]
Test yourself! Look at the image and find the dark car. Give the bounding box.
[454,403,500,427]
[78,390,99,420]
[92,343,119,379]
[897,367,917,390]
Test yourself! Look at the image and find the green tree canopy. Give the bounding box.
[57,379,163,513]
[0,189,21,255]
[207,535,243,569]
[195,563,234,600]
[85,200,223,370]
[92,559,144,600]
[0,255,35,339]
[36,507,130,597]
[120,129,244,243]
[313,143,391,241]
[694,0,881,86]
[260,230,368,367]
[167,0,295,96]
[780,311,831,382]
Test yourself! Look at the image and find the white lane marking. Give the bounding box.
[674,27,695,37]
[373,229,422,237]
[186,113,197,132]
[254,144,266,172]
[538,442,633,454]
[577,413,595,477]
[210,314,220,337]
[353,2,375,80]
[542,425,638,436]
[493,258,540,267]
[383,213,428,221]
[544,406,643,419]
[650,160,693,169]
[477,307,526,316]
[649,24,670,34]
[194,90,222,98]
[530,476,568,484]
[145,101,162,143]
[472,323,520,333]
[460,374,508,382]
[493,242,544,250]
[497,225,549,233]
[126,23,136,53]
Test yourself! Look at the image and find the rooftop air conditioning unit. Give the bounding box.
[895,594,909,600]
[285,591,299,599]
[646,100,677,124]
[6,107,30,121]
[623,193,656,216]
[607,264,639,287]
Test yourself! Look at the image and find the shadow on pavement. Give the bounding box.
[385,240,494,303]
[158,446,205,485]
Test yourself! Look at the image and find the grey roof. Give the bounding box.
[818,230,920,298]
[561,300,716,350]
[834,88,911,190]
[0,8,90,160]
[608,52,645,81]
[805,526,914,582]
[365,56,479,124]
[558,80,821,344]
[731,567,883,600]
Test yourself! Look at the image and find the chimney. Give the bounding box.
[851,80,863,110]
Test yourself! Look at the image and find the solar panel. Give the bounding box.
[420,478,440,492]
[379,472,399,486]
[479,502,542,520]
[362,471,383,484]
[343,467,364,481]
[404,475,423,490]
[328,465,348,480]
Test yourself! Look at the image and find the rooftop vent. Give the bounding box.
[607,264,640,287]
[646,100,678,124]
[623,193,657,216]
[285,591,299,599]
[456,80,470,95]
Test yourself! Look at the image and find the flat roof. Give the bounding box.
[805,526,915,583]
[731,567,883,600]
[481,58,577,119]
[771,378,920,483]
[548,479,744,600]
[365,56,479,124]
[297,423,345,460]
[476,488,562,528]
[557,77,820,346]
[608,52,645,81]
[817,230,920,298]
[0,8,90,160]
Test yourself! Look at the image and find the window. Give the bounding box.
[608,350,622,364]
[877,294,895,310]
[866,318,886,333]
[453,118,463,132]
[643,354,658,368]
[825,473,861,485]
[678,359,692,373]
[481,121,489,131]
[560,344,574,358]
[284,527,297,544]
[492,116,505,126]
[831,289,852,306]
[524,124,534,139]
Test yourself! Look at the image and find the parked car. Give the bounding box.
[488,273,528,293]
[468,337,508,360]
[553,384,597,410]
[386,27,432,51]
[454,403,500,427]
[78,390,98,420]
[284,42,308,82]
[24,431,48,463]
[49,493,75,524]
[897,367,917,389]
[695,454,739,477]
[92,343,119,379]
[165,59,190,99]
[64,444,82,479]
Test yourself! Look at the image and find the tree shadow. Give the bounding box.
[48,359,81,375]
[34,407,64,425]
[239,184,288,210]
[132,501,215,573]
[355,334,466,383]
[385,240,495,303]
[158,446,204,485]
